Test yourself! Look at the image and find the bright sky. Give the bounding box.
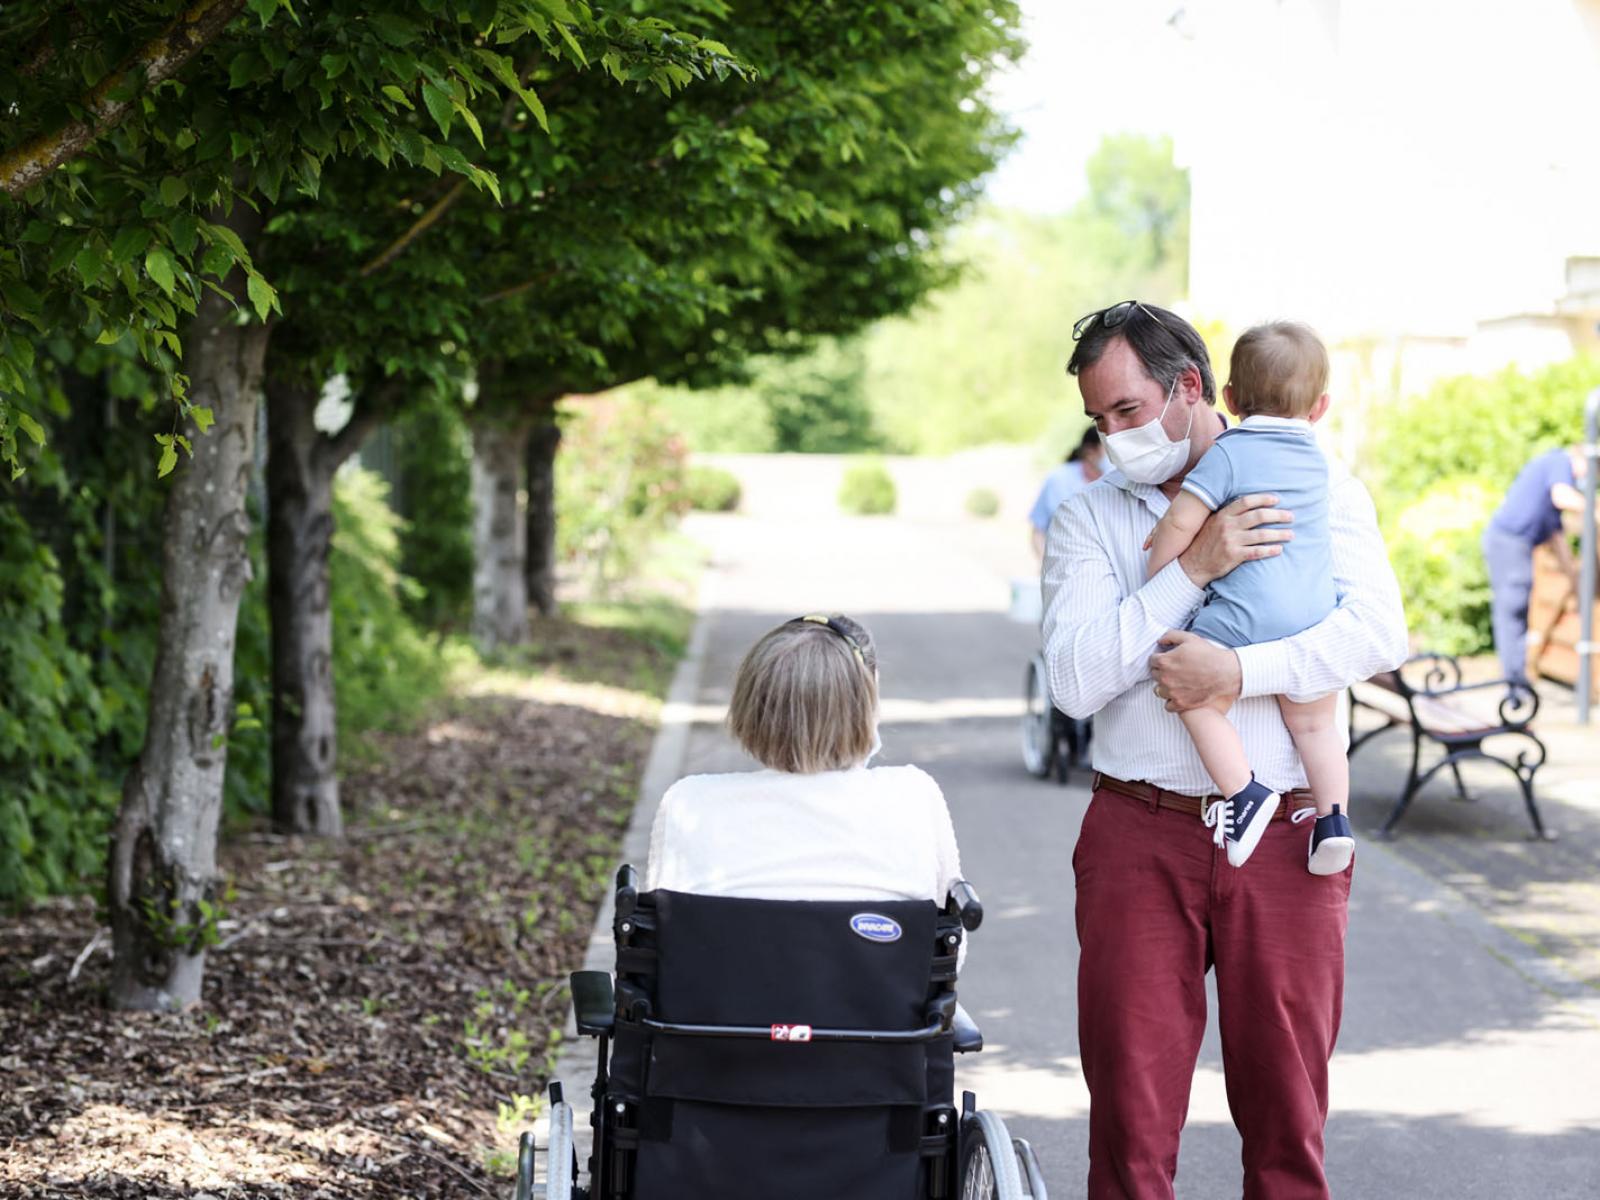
[983,0,1187,213]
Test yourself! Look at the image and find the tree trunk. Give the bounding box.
[265,379,342,837]
[471,418,531,650]
[108,225,268,1011]
[524,402,562,618]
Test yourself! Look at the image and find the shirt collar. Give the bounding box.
[1239,414,1314,432]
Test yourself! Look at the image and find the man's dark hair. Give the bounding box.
[1066,303,1217,406]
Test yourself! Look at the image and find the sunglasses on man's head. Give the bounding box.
[1071,299,1170,342]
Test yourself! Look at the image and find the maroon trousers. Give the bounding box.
[1073,786,1352,1199]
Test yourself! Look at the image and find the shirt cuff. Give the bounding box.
[1236,640,1294,699]
[1180,477,1222,511]
[1144,559,1206,629]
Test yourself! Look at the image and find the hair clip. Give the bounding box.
[795,613,866,666]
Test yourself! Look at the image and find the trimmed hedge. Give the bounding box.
[838,459,897,516]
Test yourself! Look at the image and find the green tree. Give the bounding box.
[434,0,1022,644]
[1079,132,1190,277]
[2,0,727,1010]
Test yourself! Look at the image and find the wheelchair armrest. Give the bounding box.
[952,1003,983,1053]
[947,880,983,932]
[571,970,615,1036]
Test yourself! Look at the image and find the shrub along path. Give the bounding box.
[0,610,687,1198]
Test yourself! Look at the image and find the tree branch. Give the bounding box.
[479,267,564,307]
[358,179,468,278]
[0,0,249,198]
[326,378,405,468]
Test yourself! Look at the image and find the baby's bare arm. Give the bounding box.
[1146,491,1213,579]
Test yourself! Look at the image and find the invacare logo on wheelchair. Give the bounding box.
[849,912,903,942]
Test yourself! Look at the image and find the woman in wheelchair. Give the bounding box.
[522,615,1046,1200]
[645,614,963,922]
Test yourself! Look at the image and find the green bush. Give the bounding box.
[965,487,1000,518]
[558,392,690,591]
[328,467,454,741]
[1362,356,1600,654]
[0,507,118,906]
[1,427,453,906]
[390,396,475,631]
[838,459,897,515]
[683,465,742,512]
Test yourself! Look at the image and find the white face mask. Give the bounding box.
[1102,378,1195,485]
[862,723,883,767]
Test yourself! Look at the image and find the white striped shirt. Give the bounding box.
[1040,458,1408,795]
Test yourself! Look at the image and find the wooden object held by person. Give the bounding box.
[1528,543,1599,700]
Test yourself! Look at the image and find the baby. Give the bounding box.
[1145,321,1355,875]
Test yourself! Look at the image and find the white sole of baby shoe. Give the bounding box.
[1308,836,1354,876]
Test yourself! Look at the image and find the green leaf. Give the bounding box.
[145,247,176,295]
[246,272,277,319]
[95,327,123,345]
[191,406,215,434]
[169,212,199,256]
[155,435,178,478]
[110,225,151,264]
[553,21,589,67]
[520,84,548,133]
[15,412,44,446]
[421,82,453,138]
[456,101,485,148]
[381,84,414,110]
[369,13,417,46]
[229,50,267,89]
[74,243,106,287]
[158,177,188,206]
[205,222,250,262]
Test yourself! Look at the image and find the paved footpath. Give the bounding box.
[562,509,1600,1198]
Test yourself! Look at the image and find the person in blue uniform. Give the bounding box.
[1482,446,1591,687]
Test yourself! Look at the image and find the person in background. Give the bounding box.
[1030,427,1104,559]
[1483,445,1592,689]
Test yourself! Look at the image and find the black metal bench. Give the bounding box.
[1348,653,1551,839]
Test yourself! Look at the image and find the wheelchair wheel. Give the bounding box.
[512,1091,577,1200]
[959,1109,1029,1200]
[1021,656,1056,779]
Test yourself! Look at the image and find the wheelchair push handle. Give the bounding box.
[616,863,640,920]
[948,880,983,931]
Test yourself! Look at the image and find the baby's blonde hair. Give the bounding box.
[1228,321,1329,418]
[727,615,878,774]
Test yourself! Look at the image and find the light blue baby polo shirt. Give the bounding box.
[1179,415,1337,649]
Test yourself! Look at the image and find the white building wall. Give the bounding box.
[1179,0,1600,362]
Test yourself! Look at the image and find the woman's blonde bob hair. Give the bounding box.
[727,614,879,774]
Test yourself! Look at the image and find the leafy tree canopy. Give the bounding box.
[0,0,737,475]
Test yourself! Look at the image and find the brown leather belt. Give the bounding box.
[1093,772,1313,822]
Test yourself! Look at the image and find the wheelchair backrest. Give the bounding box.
[599,889,964,1200]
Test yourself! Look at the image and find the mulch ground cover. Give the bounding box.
[1,616,678,1198]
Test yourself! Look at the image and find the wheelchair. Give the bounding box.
[514,866,1047,1200]
[1021,652,1090,785]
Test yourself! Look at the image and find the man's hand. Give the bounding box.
[1177,493,1294,588]
[1150,630,1242,712]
